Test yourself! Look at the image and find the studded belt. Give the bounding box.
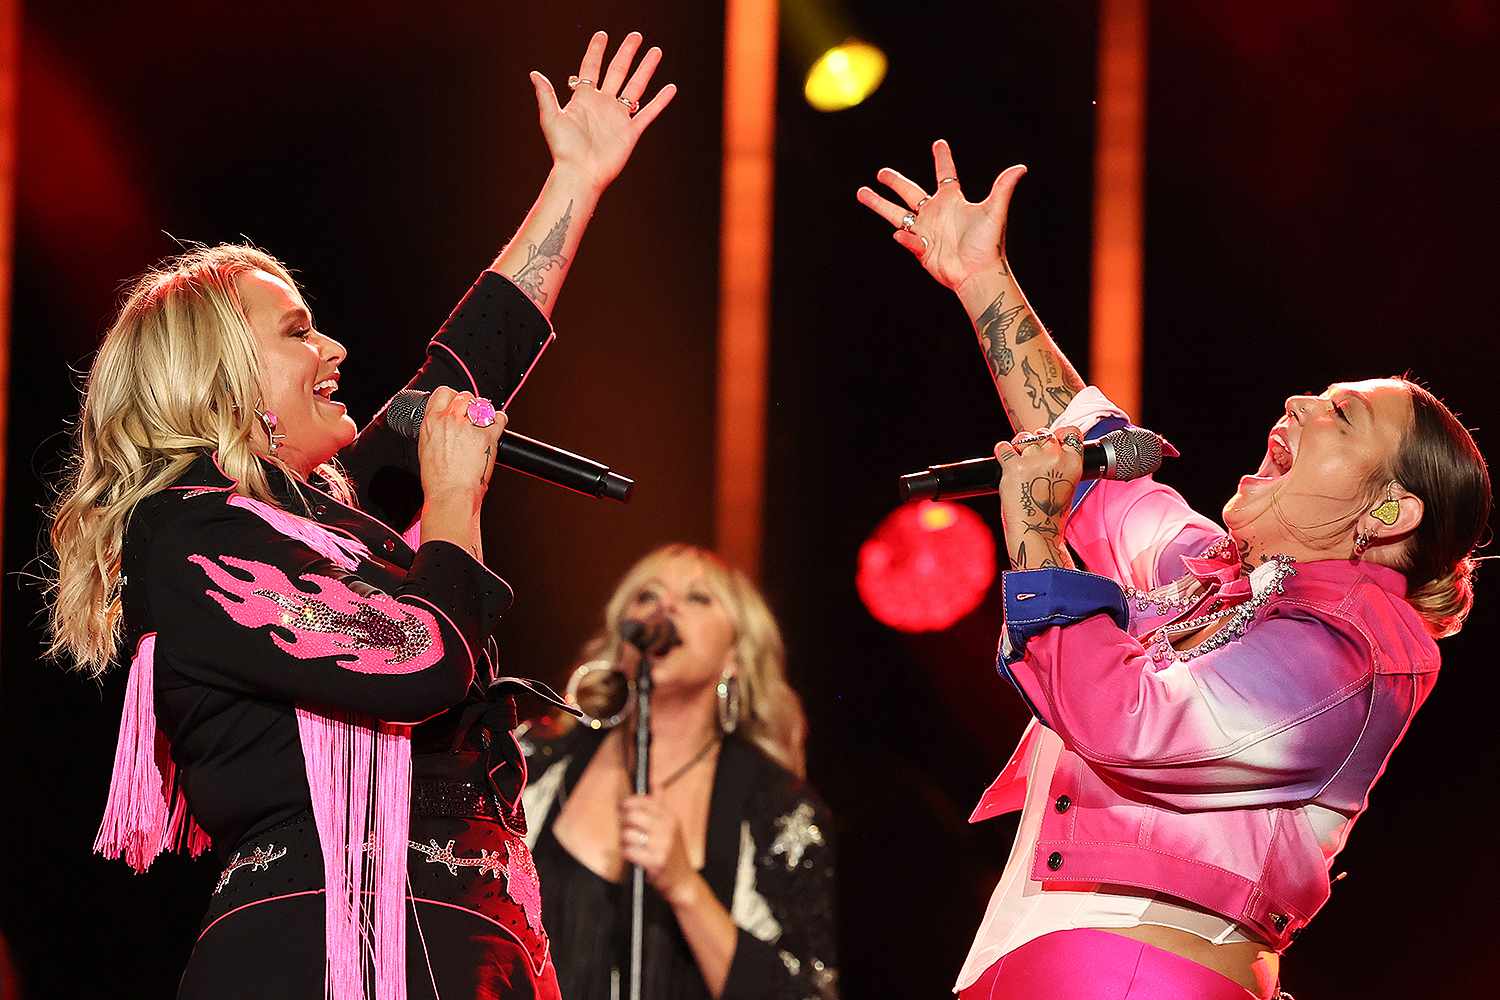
[413,778,498,819]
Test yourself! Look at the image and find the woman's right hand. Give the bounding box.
[416,386,506,506]
[857,140,1027,292]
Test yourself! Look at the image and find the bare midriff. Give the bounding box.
[1100,925,1279,998]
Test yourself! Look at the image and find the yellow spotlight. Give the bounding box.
[803,39,886,111]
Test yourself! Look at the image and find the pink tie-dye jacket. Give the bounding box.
[971,398,1440,951]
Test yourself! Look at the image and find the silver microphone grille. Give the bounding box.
[1102,428,1165,481]
[384,389,428,439]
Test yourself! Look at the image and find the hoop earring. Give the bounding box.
[716,670,740,735]
[254,405,286,455]
[1353,529,1373,558]
[564,659,635,731]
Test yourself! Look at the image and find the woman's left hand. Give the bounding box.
[995,425,1085,570]
[530,30,678,194]
[620,793,697,904]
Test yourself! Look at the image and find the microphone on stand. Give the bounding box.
[619,613,677,1000]
[898,427,1173,502]
[384,389,634,502]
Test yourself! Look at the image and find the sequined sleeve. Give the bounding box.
[723,781,839,1000]
[336,271,555,532]
[144,490,511,723]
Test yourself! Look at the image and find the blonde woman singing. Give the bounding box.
[46,31,674,1000]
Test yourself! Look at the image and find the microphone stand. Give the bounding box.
[626,632,654,1000]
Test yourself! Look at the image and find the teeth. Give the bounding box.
[313,379,337,397]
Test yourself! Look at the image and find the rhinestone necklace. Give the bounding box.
[1148,554,1298,662]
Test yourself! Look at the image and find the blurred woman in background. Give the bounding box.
[521,544,839,1000]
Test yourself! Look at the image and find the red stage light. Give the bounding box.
[856,500,996,633]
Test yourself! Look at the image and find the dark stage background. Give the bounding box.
[4,1,1498,996]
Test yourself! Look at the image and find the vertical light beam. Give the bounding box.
[716,0,778,577]
[1090,0,1147,420]
[0,0,17,606]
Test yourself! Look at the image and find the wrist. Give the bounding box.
[663,868,705,910]
[546,163,607,206]
[421,488,483,520]
[956,264,1013,313]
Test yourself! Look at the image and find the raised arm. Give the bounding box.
[857,141,1084,433]
[490,30,677,315]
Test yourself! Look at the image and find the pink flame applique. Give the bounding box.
[227,494,371,571]
[189,555,442,673]
[504,838,544,932]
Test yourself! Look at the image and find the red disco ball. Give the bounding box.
[856,500,997,633]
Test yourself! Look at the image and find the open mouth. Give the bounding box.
[313,377,342,407]
[1247,426,1295,484]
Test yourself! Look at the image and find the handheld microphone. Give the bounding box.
[898,428,1170,502]
[384,389,634,502]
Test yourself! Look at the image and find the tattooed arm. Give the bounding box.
[857,142,1084,433]
[490,30,677,314]
[958,270,1085,433]
[489,179,588,317]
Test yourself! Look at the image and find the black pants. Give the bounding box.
[178,813,560,999]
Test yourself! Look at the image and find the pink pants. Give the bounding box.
[958,929,1258,1000]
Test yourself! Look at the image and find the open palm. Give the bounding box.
[530,31,677,192]
[857,140,1026,291]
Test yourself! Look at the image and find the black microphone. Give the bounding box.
[619,616,680,657]
[384,389,634,502]
[898,427,1170,502]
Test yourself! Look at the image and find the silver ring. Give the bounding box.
[1062,433,1084,451]
[617,95,641,114]
[899,212,917,232]
[914,196,930,213]
[567,76,594,90]
[938,176,959,185]
[1016,432,1051,448]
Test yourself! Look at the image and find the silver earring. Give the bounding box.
[254,406,286,455]
[1353,529,1373,557]
[716,671,740,734]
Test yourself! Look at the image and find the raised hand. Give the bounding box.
[857,140,1026,291]
[529,30,678,194]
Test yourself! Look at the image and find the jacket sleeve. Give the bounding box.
[336,270,555,532]
[723,789,839,1000]
[146,491,512,724]
[997,567,1374,809]
[1050,387,1223,590]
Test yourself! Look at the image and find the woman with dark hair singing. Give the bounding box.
[46,31,674,1000]
[858,143,1491,999]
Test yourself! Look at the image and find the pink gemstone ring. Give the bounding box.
[466,397,498,428]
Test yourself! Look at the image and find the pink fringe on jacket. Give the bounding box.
[93,634,211,872]
[228,494,371,571]
[298,707,413,1000]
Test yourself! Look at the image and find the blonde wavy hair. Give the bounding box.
[45,243,351,678]
[571,544,809,777]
